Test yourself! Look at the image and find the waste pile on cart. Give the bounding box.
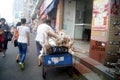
[41,31,74,79]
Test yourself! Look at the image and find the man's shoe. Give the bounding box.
[19,62,24,70]
[38,58,42,66]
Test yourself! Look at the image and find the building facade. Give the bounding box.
[37,0,120,67]
[13,0,38,24]
[29,0,120,79]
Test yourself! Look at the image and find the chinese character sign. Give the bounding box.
[92,0,110,30]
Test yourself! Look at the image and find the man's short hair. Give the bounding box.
[21,18,26,24]
[45,19,51,24]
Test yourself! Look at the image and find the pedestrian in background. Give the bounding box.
[0,18,10,57]
[11,22,21,62]
[0,19,4,52]
[17,18,30,70]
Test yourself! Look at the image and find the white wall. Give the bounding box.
[74,25,83,39]
[62,0,76,38]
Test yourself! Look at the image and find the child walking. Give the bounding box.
[12,22,21,62]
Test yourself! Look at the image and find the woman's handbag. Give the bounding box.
[14,39,18,47]
[7,32,13,41]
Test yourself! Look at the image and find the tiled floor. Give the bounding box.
[73,40,90,56]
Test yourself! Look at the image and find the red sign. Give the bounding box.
[92,0,110,30]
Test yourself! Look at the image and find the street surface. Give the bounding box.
[0,33,74,80]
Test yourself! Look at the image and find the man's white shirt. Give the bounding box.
[35,23,53,44]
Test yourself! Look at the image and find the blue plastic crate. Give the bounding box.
[42,53,72,66]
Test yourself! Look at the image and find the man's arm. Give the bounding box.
[47,29,58,39]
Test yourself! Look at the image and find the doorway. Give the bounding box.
[74,0,93,53]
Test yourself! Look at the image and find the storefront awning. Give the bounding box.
[40,0,59,15]
[40,0,59,19]
[45,0,59,14]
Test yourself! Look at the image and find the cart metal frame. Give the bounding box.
[42,53,73,79]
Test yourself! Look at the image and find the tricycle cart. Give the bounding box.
[42,52,73,79]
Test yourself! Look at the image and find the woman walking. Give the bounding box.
[17,18,30,70]
[0,18,10,57]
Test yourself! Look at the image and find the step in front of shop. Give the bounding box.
[71,53,115,80]
[73,60,102,80]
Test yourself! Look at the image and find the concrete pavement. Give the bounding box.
[0,33,75,80]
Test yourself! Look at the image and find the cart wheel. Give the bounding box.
[42,65,46,79]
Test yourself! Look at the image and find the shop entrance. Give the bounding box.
[74,0,93,52]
